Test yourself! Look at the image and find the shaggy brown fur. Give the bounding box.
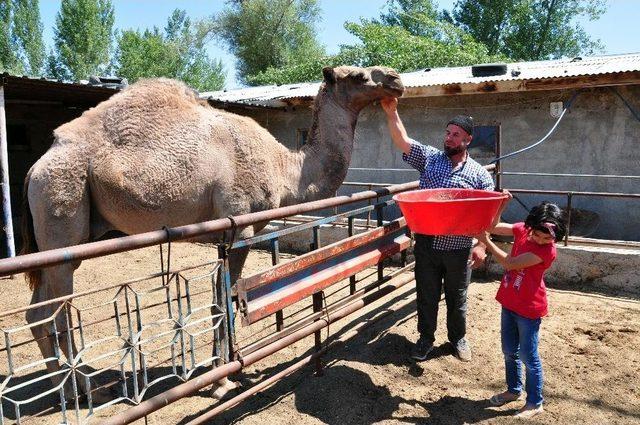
[21,66,404,397]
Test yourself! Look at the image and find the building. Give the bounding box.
[1,53,638,257]
[0,75,122,256]
[201,53,640,241]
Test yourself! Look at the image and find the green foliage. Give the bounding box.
[0,0,45,75]
[48,0,115,80]
[114,9,225,91]
[0,0,21,74]
[378,0,442,35]
[339,19,504,71]
[248,15,504,85]
[211,0,325,85]
[451,0,606,60]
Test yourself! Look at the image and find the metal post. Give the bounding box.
[565,193,573,247]
[0,85,15,259]
[495,124,502,191]
[312,225,320,250]
[271,238,284,331]
[217,244,234,364]
[366,184,372,228]
[348,216,356,294]
[312,291,323,376]
[376,205,384,283]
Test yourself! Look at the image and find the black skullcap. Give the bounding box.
[447,115,474,136]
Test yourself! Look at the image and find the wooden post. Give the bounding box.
[0,85,16,259]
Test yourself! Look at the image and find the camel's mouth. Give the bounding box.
[385,85,405,97]
[382,75,405,98]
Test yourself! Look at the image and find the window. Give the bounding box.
[469,125,499,164]
[296,128,309,149]
[7,124,30,152]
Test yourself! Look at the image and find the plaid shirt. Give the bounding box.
[403,140,495,251]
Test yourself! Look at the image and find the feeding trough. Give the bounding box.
[393,188,508,235]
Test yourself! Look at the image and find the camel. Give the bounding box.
[20,65,404,402]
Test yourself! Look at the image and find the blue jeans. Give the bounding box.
[501,307,544,406]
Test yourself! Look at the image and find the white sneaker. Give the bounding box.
[514,403,544,419]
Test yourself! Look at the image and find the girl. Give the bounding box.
[476,197,566,419]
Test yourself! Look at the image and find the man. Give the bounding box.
[381,97,494,362]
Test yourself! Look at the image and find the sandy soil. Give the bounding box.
[1,243,639,424]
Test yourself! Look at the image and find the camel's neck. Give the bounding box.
[281,89,360,205]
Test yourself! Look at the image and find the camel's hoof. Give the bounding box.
[210,377,241,401]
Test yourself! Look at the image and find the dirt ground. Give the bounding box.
[1,242,639,424]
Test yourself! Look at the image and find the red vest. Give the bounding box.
[496,223,557,319]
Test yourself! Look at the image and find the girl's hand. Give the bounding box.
[475,231,489,244]
[500,189,512,211]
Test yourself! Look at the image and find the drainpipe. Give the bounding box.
[0,85,15,259]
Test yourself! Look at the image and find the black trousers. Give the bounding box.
[414,234,472,345]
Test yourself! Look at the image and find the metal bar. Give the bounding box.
[499,171,640,180]
[186,345,330,425]
[495,124,502,191]
[217,244,233,364]
[376,205,384,283]
[102,271,416,425]
[240,232,411,324]
[366,184,373,228]
[565,193,573,247]
[312,226,320,250]
[347,167,415,172]
[0,180,421,277]
[0,260,220,319]
[271,238,284,332]
[0,85,15,259]
[237,218,406,293]
[231,199,395,249]
[342,182,395,187]
[312,292,323,376]
[239,262,414,357]
[507,188,640,198]
[348,216,356,295]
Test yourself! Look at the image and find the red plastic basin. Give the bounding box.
[393,188,508,236]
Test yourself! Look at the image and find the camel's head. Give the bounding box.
[322,65,405,112]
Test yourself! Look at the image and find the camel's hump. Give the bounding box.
[103,78,204,112]
[56,78,215,149]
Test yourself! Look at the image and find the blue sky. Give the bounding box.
[39,0,640,89]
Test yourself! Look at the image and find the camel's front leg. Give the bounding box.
[26,264,112,404]
[210,226,255,400]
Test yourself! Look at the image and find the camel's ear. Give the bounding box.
[322,67,336,84]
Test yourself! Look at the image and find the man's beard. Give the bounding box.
[444,145,465,157]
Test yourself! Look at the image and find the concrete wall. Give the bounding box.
[232,84,640,242]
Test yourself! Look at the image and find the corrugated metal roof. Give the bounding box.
[201,53,640,108]
[401,52,640,87]
[1,73,124,105]
[1,73,126,90]
[200,81,319,108]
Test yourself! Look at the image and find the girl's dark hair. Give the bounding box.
[524,201,567,242]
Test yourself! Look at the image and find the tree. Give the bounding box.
[114,9,225,91]
[0,0,45,75]
[378,0,441,36]
[47,0,114,80]
[210,0,325,85]
[450,0,606,60]
[0,0,21,74]
[248,15,504,85]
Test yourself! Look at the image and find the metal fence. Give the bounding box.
[0,259,229,424]
[0,181,419,424]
